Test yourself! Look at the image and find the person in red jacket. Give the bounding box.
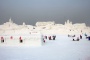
[10,36,13,39]
[1,37,4,43]
[19,36,23,43]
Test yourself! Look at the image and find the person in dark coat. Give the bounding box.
[43,38,45,43]
[72,35,75,37]
[86,36,90,41]
[77,37,79,41]
[43,39,45,43]
[73,38,75,41]
[48,36,51,40]
[52,35,56,40]
[68,34,70,37]
[88,36,90,40]
[45,36,47,39]
[80,35,82,39]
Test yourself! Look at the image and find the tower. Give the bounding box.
[9,18,13,23]
[65,19,72,26]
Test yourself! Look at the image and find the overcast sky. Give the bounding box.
[0,0,90,26]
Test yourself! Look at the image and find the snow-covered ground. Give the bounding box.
[0,34,90,60]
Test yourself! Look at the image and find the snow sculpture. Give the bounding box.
[0,18,43,47]
[65,19,72,26]
[9,18,13,23]
[0,32,43,46]
[35,20,90,35]
[23,22,26,26]
[36,21,55,26]
[0,18,90,46]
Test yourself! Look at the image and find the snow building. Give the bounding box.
[0,18,43,47]
[36,21,55,27]
[34,19,90,35]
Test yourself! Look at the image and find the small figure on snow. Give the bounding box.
[52,35,56,40]
[45,36,47,39]
[73,38,75,41]
[86,36,90,41]
[88,36,90,41]
[1,37,4,43]
[85,33,87,37]
[43,38,45,43]
[19,36,23,43]
[72,35,75,37]
[48,36,52,40]
[80,35,82,39]
[77,37,79,41]
[10,36,13,39]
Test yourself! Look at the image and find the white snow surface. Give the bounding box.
[0,34,90,60]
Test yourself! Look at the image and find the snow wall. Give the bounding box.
[0,34,43,47]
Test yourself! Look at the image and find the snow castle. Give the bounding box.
[35,19,90,35]
[0,18,90,46]
[0,18,43,46]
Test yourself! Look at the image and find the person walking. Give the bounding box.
[52,35,56,40]
[80,35,82,39]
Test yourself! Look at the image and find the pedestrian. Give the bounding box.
[10,36,13,39]
[43,39,45,43]
[73,38,75,41]
[87,36,90,41]
[77,37,79,41]
[85,33,87,37]
[88,36,90,41]
[48,36,51,40]
[1,37,4,43]
[52,35,56,40]
[73,35,75,37]
[19,36,23,43]
[68,34,70,37]
[80,35,82,39]
[45,36,47,39]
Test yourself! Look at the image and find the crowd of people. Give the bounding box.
[68,33,90,41]
[43,35,56,43]
[1,33,90,44]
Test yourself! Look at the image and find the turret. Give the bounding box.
[65,19,72,26]
[9,18,13,23]
[23,22,26,26]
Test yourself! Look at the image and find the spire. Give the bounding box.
[23,22,26,26]
[9,17,13,23]
[67,19,70,24]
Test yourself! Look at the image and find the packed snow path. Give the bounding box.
[0,35,90,60]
